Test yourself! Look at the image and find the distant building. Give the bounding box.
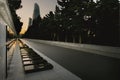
[24,3,41,38]
[33,3,41,20]
[28,17,32,27]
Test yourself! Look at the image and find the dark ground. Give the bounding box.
[24,39,120,80]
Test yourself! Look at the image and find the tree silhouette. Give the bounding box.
[8,0,23,35]
[94,0,119,46]
[23,0,119,46]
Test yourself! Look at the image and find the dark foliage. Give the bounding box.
[8,0,23,35]
[23,0,120,46]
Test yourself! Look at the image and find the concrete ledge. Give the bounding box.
[7,41,24,80]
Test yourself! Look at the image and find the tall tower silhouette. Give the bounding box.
[24,3,41,38]
[33,3,40,20]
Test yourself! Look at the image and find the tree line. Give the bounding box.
[8,0,23,35]
[6,0,23,40]
[24,0,120,46]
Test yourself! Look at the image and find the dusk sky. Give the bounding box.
[17,0,57,34]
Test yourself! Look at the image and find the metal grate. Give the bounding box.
[19,40,53,73]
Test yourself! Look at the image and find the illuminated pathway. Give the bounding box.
[22,39,120,80]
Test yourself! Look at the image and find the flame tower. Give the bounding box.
[33,3,40,20]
